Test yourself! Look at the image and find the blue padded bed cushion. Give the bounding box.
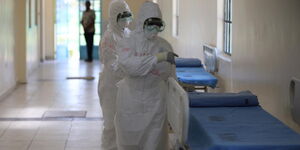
[175,58,203,67]
[176,67,218,88]
[189,91,259,107]
[187,92,300,150]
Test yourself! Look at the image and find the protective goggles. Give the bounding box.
[143,18,165,32]
[117,11,133,22]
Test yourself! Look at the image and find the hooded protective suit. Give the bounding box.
[98,0,131,149]
[114,1,176,150]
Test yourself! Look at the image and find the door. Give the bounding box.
[79,0,101,60]
[55,0,101,60]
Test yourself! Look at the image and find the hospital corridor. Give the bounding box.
[1,0,300,150]
[0,61,102,150]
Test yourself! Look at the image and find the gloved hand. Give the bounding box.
[155,52,168,63]
[166,52,179,64]
[155,52,178,64]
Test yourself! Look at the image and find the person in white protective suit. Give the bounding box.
[98,0,132,149]
[114,1,178,150]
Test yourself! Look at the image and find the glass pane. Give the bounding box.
[94,35,101,46]
[227,24,230,53]
[79,13,82,20]
[224,0,232,55]
[80,26,84,34]
[229,23,232,53]
[229,0,232,21]
[80,35,86,45]
[79,1,85,11]
[95,23,101,34]
[224,23,229,53]
[224,0,228,20]
[56,0,80,60]
[95,12,101,22]
[94,1,101,11]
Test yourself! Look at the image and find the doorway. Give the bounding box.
[55,0,101,60]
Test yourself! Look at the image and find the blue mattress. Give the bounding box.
[176,67,218,88]
[188,106,300,150]
[175,58,203,67]
[189,91,259,107]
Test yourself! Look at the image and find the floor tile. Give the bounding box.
[65,139,101,149]
[28,140,66,150]
[0,140,31,150]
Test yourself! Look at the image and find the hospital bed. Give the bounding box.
[175,58,218,92]
[167,78,300,150]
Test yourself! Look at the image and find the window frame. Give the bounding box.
[224,0,232,55]
[172,0,179,37]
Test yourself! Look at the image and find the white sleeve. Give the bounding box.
[165,42,177,80]
[116,38,158,77]
[100,32,116,66]
[155,38,177,80]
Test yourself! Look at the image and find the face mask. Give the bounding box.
[144,28,159,39]
[118,17,132,29]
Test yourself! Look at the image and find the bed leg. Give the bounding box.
[204,86,208,92]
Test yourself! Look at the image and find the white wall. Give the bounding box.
[0,0,17,98]
[43,0,55,59]
[27,0,40,75]
[159,0,217,58]
[1,0,41,100]
[158,0,300,132]
[231,0,300,132]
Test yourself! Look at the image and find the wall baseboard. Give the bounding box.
[0,84,17,102]
[45,56,55,60]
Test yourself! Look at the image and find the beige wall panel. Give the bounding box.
[14,0,27,83]
[44,0,55,59]
[27,0,40,75]
[0,0,17,98]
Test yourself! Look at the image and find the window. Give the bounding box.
[224,0,232,55]
[172,0,179,37]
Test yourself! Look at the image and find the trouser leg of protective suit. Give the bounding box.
[116,118,169,150]
[98,74,118,150]
[116,144,140,150]
[102,128,117,150]
[142,119,169,150]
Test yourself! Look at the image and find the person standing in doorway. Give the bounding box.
[81,1,96,62]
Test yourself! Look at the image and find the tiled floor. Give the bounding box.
[0,60,103,150]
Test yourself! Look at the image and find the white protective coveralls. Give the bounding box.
[115,1,176,150]
[98,0,131,149]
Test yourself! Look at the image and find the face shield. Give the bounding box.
[116,11,133,29]
[117,11,133,22]
[143,18,165,32]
